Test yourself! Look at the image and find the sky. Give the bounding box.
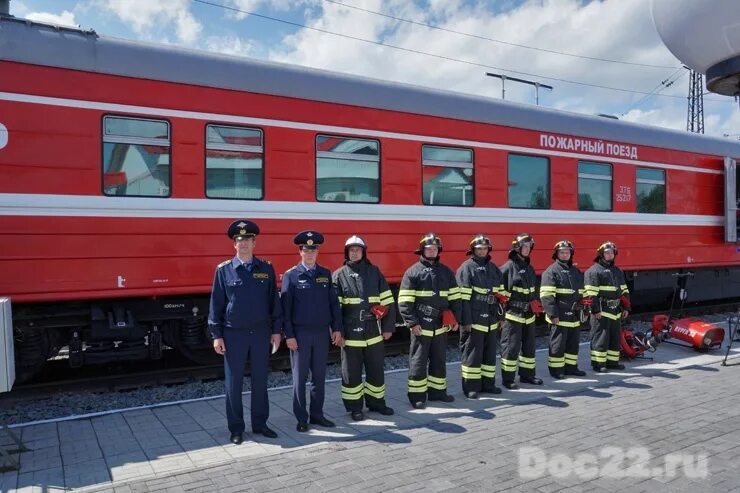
[9,0,740,139]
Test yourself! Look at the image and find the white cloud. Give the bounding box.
[266,0,734,132]
[226,0,313,20]
[205,35,255,57]
[26,10,77,27]
[95,0,202,44]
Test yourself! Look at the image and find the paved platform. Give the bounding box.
[2,322,740,492]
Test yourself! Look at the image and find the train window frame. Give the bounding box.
[636,167,667,213]
[507,153,551,209]
[577,161,613,212]
[421,144,475,207]
[315,134,381,204]
[204,123,265,201]
[101,115,172,198]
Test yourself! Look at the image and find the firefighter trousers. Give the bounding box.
[407,328,449,404]
[340,340,387,412]
[500,319,537,383]
[548,323,582,375]
[460,326,499,395]
[590,312,621,369]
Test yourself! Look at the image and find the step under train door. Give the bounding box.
[724,156,738,243]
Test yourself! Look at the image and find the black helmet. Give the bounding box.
[510,233,535,253]
[466,234,492,256]
[414,232,442,255]
[552,240,574,260]
[595,241,618,262]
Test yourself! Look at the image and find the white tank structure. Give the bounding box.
[651,0,740,96]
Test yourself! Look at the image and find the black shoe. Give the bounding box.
[607,363,626,370]
[484,386,502,395]
[592,366,608,373]
[229,432,243,445]
[549,372,566,380]
[564,368,587,377]
[411,401,426,409]
[465,391,479,399]
[503,381,519,390]
[520,376,544,385]
[429,394,455,403]
[351,411,365,421]
[296,422,308,432]
[309,416,336,428]
[368,406,394,416]
[252,427,277,439]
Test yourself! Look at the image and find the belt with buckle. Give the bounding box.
[358,309,376,321]
[474,293,497,305]
[507,300,532,313]
[416,303,440,318]
[601,298,621,309]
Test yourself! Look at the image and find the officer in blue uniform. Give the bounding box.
[208,219,282,445]
[281,230,344,432]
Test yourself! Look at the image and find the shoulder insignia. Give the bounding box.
[217,260,230,268]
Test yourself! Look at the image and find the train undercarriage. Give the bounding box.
[9,265,740,384]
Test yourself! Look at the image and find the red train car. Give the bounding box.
[1,17,738,380]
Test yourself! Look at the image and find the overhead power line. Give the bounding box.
[324,0,678,69]
[192,0,734,103]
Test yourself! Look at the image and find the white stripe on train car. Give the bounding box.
[0,193,724,226]
[0,91,724,176]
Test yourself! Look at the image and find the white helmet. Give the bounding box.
[345,235,366,249]
[344,235,367,261]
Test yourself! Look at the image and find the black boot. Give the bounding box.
[520,376,543,385]
[565,367,587,377]
[607,363,625,370]
[549,370,565,380]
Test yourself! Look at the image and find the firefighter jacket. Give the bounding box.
[455,255,505,333]
[500,255,537,325]
[398,258,462,334]
[332,259,396,348]
[584,259,630,320]
[540,260,585,328]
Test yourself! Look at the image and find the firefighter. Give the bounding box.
[540,240,589,380]
[333,235,396,421]
[456,234,507,398]
[281,230,344,432]
[584,241,631,372]
[500,233,544,389]
[398,233,462,409]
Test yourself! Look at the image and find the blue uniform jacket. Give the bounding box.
[208,257,281,339]
[280,263,343,339]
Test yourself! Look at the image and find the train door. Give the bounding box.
[724,156,738,242]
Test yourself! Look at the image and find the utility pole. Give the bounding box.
[687,68,704,134]
[485,72,553,105]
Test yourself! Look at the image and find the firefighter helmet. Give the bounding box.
[510,233,535,252]
[597,241,618,256]
[595,241,618,262]
[414,232,443,255]
[344,235,367,260]
[466,234,492,255]
[552,240,574,260]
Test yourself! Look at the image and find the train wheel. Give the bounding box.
[13,326,51,383]
[167,317,221,366]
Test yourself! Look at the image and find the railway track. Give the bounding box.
[3,301,737,405]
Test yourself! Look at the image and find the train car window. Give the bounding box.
[578,161,612,211]
[102,116,171,197]
[422,145,474,206]
[316,135,380,203]
[205,125,264,200]
[508,154,550,209]
[636,168,666,213]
